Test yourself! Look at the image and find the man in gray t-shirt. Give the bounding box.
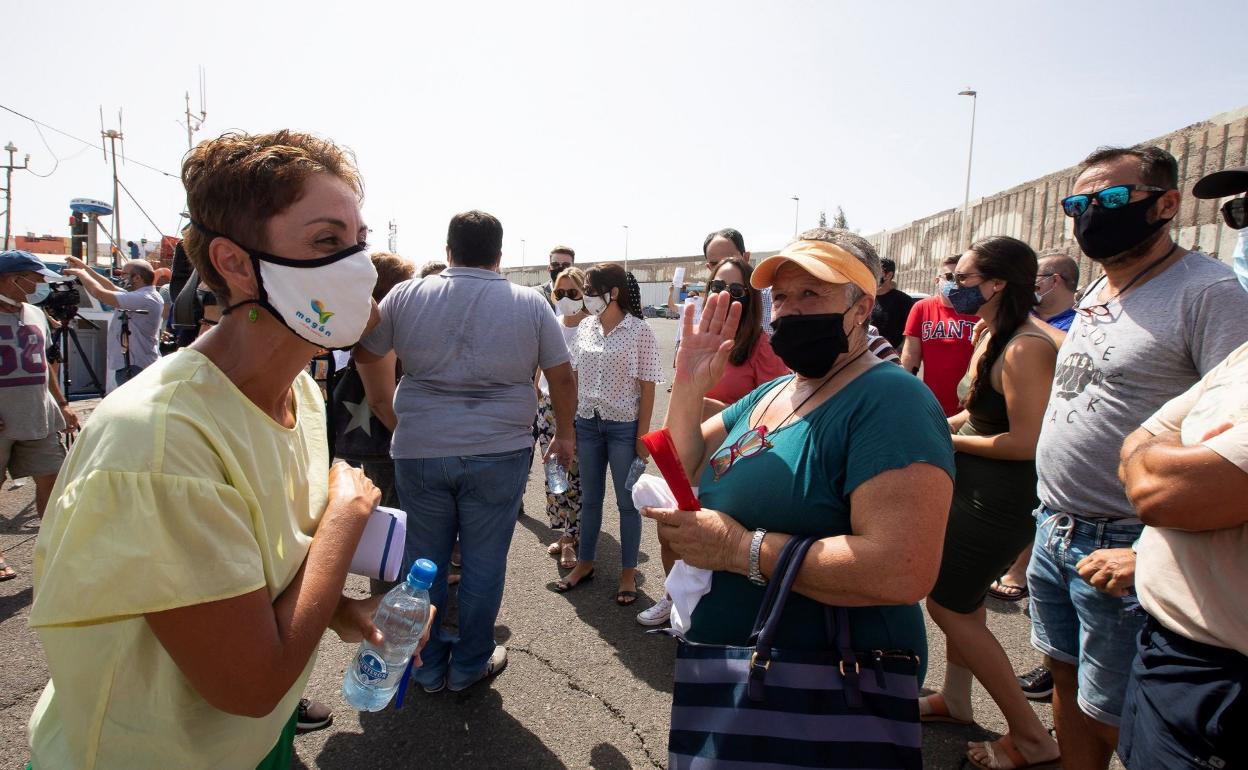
[356,210,576,693]
[1021,145,1248,770]
[65,256,165,391]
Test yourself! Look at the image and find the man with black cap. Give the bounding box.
[1192,163,1248,292]
[0,250,80,579]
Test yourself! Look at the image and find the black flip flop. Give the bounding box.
[616,590,638,606]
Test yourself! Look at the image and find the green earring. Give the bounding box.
[248,307,259,323]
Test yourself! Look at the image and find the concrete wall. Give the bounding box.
[867,105,1248,293]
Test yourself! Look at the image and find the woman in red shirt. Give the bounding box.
[702,258,790,413]
[635,256,789,627]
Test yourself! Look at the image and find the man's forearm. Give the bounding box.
[546,364,577,439]
[1123,432,1248,530]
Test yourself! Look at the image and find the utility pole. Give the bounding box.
[623,225,630,271]
[104,131,123,270]
[181,67,208,150]
[791,195,800,237]
[2,142,30,250]
[387,219,398,253]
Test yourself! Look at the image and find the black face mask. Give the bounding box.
[769,313,849,378]
[1074,192,1171,264]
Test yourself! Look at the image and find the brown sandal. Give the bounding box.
[559,543,578,570]
[919,693,974,725]
[966,734,1060,770]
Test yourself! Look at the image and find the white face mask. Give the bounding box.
[555,296,584,316]
[583,293,609,316]
[227,242,378,349]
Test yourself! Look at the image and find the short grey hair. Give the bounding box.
[795,227,881,302]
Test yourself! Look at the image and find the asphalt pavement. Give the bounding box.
[0,318,1126,769]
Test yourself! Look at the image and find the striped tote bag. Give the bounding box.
[668,536,923,769]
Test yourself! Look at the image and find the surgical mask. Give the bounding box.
[1233,229,1248,294]
[1034,275,1056,302]
[583,293,610,316]
[769,313,849,378]
[556,296,584,316]
[223,242,378,349]
[1074,193,1171,262]
[16,275,50,304]
[942,281,988,315]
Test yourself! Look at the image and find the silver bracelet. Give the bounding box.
[748,529,768,586]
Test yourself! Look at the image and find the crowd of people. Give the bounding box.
[1,128,1245,770]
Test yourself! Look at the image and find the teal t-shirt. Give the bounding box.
[689,362,955,674]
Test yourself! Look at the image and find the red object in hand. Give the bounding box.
[640,428,701,511]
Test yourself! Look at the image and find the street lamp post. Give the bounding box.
[521,238,526,267]
[958,88,978,249]
[623,225,630,271]
[790,195,800,237]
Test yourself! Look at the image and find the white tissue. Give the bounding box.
[632,475,713,637]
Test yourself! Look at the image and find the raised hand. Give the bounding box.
[673,291,742,396]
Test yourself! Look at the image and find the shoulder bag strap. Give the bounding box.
[747,536,816,701]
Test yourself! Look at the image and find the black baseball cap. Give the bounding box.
[1192,165,1248,199]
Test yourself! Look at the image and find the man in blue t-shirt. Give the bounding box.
[1034,253,1078,332]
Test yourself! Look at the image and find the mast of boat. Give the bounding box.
[100,107,124,271]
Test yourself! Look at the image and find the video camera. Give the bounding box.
[40,277,82,324]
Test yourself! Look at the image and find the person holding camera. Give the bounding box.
[63,255,164,391]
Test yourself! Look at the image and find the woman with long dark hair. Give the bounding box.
[555,264,663,607]
[702,257,790,412]
[920,236,1063,769]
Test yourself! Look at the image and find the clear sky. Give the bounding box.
[3,0,1245,268]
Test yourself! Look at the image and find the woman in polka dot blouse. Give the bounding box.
[555,264,664,606]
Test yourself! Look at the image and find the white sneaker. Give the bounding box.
[636,595,672,626]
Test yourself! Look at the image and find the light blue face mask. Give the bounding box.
[27,280,52,304]
[1233,229,1248,294]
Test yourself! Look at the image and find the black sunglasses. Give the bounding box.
[553,288,582,301]
[550,262,573,272]
[1061,184,1167,217]
[1221,198,1247,230]
[707,280,748,299]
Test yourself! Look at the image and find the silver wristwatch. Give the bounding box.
[748,529,768,586]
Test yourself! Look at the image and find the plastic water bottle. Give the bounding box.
[625,456,648,491]
[342,558,437,711]
[545,460,570,494]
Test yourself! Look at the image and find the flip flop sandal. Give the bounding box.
[559,544,578,570]
[0,561,15,582]
[546,541,563,556]
[553,569,594,593]
[988,580,1029,602]
[615,590,638,606]
[966,734,1060,770]
[919,693,975,725]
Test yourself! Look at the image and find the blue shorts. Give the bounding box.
[1025,506,1145,726]
[1119,617,1247,770]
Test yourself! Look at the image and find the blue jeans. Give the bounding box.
[1027,506,1145,726]
[574,415,642,567]
[394,447,532,690]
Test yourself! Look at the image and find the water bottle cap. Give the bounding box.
[407,558,437,589]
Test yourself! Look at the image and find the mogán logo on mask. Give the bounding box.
[294,299,335,338]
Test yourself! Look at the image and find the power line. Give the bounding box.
[118,177,166,239]
[0,103,180,179]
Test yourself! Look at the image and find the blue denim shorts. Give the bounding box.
[1026,505,1145,726]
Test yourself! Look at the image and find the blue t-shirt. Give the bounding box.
[1043,307,1076,332]
[690,363,955,675]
